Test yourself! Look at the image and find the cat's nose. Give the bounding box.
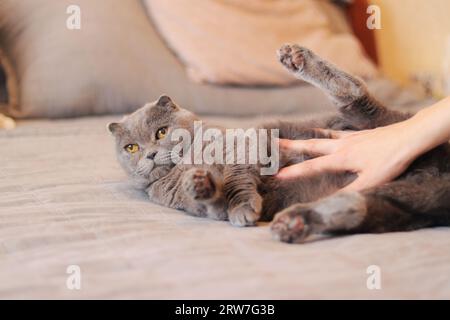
[147,151,157,160]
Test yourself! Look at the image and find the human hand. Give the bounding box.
[276,122,425,192]
[277,96,450,192]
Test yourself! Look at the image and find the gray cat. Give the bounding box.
[109,44,450,243]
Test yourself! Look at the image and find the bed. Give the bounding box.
[1,0,449,299]
[1,102,449,299]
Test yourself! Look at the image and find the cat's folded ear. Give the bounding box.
[107,122,123,135]
[156,94,178,110]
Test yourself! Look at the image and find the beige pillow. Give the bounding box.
[144,0,378,86]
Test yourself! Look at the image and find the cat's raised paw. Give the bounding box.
[182,168,217,201]
[277,44,311,73]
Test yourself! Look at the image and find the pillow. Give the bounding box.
[144,0,378,86]
[0,0,179,118]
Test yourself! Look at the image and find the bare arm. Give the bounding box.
[277,97,450,192]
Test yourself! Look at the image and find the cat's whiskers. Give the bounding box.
[158,150,180,163]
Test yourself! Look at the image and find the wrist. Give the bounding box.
[393,119,427,162]
[402,101,450,156]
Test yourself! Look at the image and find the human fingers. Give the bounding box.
[276,155,344,179]
[279,138,338,156]
[311,128,357,139]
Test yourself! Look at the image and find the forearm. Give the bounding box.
[401,96,450,158]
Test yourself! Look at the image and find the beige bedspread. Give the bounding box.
[1,110,449,299]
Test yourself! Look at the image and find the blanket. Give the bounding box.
[1,111,449,299]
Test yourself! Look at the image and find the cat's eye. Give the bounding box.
[156,127,168,140]
[124,144,140,154]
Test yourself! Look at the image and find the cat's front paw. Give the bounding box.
[228,194,262,227]
[182,168,217,201]
[277,44,311,73]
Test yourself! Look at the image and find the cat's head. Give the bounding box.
[108,95,198,188]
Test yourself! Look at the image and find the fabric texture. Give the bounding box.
[1,99,448,299]
[144,0,378,85]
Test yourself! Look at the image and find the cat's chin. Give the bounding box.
[130,166,173,190]
[129,166,170,190]
[130,177,151,190]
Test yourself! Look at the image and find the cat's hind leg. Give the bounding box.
[271,174,450,243]
[271,192,367,243]
[277,44,409,128]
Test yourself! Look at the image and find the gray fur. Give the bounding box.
[109,47,450,241]
[271,192,367,243]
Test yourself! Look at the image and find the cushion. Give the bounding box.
[144,0,378,86]
[0,0,174,118]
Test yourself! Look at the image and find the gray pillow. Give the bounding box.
[0,0,339,118]
[0,0,172,118]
